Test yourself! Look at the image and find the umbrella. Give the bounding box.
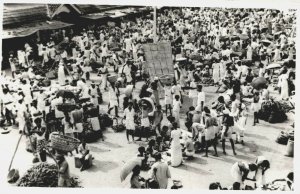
[230,35,240,41]
[261,27,268,33]
[257,11,265,15]
[120,157,142,182]
[111,47,122,52]
[175,36,183,44]
[57,103,77,112]
[176,57,187,62]
[251,77,267,90]
[220,36,229,41]
[139,97,155,113]
[266,63,282,69]
[239,34,249,40]
[231,52,243,57]
[56,90,76,99]
[261,39,272,46]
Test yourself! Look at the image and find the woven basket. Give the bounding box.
[108,75,117,83]
[57,104,77,112]
[159,74,174,85]
[50,134,80,152]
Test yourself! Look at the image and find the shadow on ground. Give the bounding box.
[86,160,119,173]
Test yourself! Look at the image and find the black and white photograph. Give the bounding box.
[0,0,297,191]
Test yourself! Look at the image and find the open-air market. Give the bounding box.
[0,3,296,190]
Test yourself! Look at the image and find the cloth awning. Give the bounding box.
[80,14,108,20]
[104,10,128,18]
[2,20,74,39]
[118,8,138,14]
[108,12,127,18]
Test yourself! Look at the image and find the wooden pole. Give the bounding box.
[8,134,23,171]
[153,6,157,43]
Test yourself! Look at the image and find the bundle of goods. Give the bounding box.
[263,182,290,191]
[85,106,99,117]
[31,62,52,74]
[78,97,90,104]
[45,70,58,79]
[32,66,47,76]
[82,122,102,143]
[276,130,294,145]
[172,46,182,55]
[107,74,118,83]
[90,59,102,72]
[199,77,214,86]
[112,118,126,133]
[37,78,51,87]
[278,100,294,113]
[258,100,287,123]
[56,90,78,100]
[99,114,113,129]
[220,36,229,42]
[17,163,81,187]
[57,104,77,112]
[134,126,156,138]
[50,133,80,153]
[171,180,183,189]
[189,53,202,61]
[159,74,174,85]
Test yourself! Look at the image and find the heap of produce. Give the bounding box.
[258,99,287,123]
[17,163,81,187]
[82,122,102,143]
[278,100,294,113]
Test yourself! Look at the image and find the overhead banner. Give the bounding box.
[143,42,173,80]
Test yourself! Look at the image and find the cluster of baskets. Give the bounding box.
[50,133,80,152]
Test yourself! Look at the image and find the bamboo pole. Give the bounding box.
[153,6,157,43]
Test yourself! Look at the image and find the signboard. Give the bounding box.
[143,42,174,80]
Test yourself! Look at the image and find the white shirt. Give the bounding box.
[173,100,181,111]
[189,82,198,98]
[197,91,205,103]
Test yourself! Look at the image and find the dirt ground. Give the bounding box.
[0,70,294,189]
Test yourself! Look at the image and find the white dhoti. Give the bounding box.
[74,123,83,133]
[255,168,266,187]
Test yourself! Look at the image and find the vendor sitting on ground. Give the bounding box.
[182,133,195,160]
[160,125,171,143]
[136,146,150,170]
[146,139,158,158]
[130,165,146,188]
[155,136,168,152]
[77,139,92,171]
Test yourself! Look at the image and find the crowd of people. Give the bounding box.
[0,6,295,190]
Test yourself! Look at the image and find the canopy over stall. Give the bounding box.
[2,3,73,39]
[3,20,74,39]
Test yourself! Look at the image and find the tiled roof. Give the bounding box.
[47,4,61,16]
[3,3,49,27]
